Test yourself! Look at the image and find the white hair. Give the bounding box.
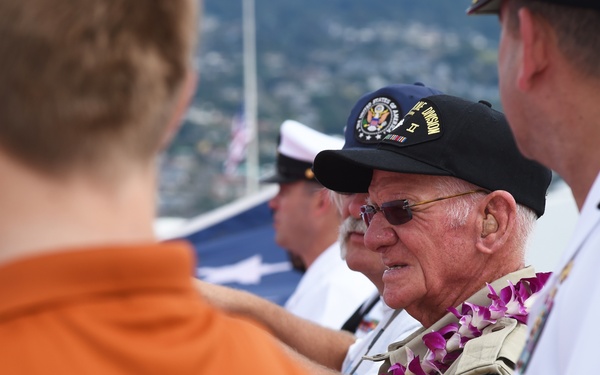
[329,189,345,214]
[434,176,537,252]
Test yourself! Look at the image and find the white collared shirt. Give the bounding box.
[284,242,377,329]
[520,172,600,374]
[342,298,421,374]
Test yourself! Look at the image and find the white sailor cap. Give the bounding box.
[261,120,344,184]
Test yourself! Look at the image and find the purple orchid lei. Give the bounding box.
[386,272,551,375]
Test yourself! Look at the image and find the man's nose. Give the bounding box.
[363,213,397,253]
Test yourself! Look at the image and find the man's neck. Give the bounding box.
[539,70,600,211]
[301,237,338,269]
[0,161,157,266]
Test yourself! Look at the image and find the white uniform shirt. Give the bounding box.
[342,298,421,375]
[352,292,383,340]
[519,172,600,374]
[284,242,376,329]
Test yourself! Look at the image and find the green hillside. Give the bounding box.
[159,0,503,217]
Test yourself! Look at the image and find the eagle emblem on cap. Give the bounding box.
[355,96,402,144]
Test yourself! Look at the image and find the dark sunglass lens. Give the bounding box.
[360,205,375,227]
[381,200,411,225]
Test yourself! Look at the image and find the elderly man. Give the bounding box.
[0,0,310,373]
[262,119,375,329]
[198,83,440,374]
[466,1,600,374]
[332,83,444,374]
[313,94,552,374]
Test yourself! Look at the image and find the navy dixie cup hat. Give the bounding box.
[261,119,344,184]
[313,94,552,217]
[467,0,600,15]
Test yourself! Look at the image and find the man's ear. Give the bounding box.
[482,214,499,237]
[313,187,333,212]
[475,190,517,254]
[159,68,199,151]
[516,7,551,91]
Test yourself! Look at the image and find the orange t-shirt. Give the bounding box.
[0,242,310,375]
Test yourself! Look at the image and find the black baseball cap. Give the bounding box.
[467,0,600,14]
[313,95,552,217]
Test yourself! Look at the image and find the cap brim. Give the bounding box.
[259,173,302,184]
[313,147,452,193]
[466,0,501,14]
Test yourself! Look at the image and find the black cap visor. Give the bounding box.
[260,154,316,184]
[313,147,452,193]
[260,173,303,184]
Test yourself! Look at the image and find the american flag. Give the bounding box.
[224,109,250,176]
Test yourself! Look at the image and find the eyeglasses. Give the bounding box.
[359,190,488,227]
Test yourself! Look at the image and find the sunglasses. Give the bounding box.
[360,190,488,227]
